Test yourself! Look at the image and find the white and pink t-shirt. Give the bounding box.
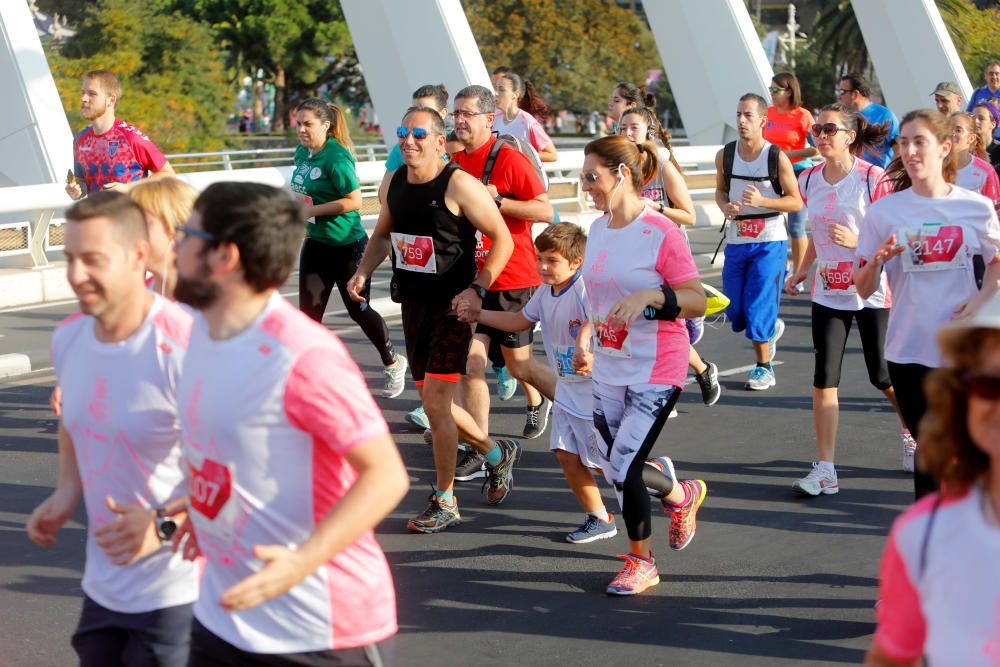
[858,186,1000,367]
[583,207,700,387]
[179,292,395,654]
[874,487,1000,665]
[798,159,892,311]
[51,295,198,614]
[957,155,1000,201]
[492,109,553,153]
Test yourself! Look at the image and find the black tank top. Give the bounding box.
[386,161,478,301]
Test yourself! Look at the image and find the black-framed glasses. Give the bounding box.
[450,109,491,119]
[174,224,215,242]
[835,87,855,96]
[580,170,600,184]
[966,372,1000,400]
[811,123,849,138]
[768,86,787,94]
[396,127,431,140]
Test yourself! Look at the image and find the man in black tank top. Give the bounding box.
[349,107,522,534]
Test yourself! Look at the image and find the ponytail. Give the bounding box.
[295,98,353,155]
[819,103,889,158]
[584,135,658,192]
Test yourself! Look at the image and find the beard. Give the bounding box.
[80,100,109,121]
[174,261,220,310]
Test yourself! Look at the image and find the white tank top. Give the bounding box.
[726,140,788,244]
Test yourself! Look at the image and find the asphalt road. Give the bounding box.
[0,225,912,666]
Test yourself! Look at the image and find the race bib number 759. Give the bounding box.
[390,233,437,274]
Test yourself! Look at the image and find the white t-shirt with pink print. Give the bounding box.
[582,207,700,388]
[51,294,199,614]
[178,292,396,654]
[956,155,1000,201]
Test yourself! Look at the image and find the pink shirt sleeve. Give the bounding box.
[654,223,700,285]
[981,160,1000,202]
[526,114,553,151]
[284,345,389,454]
[873,530,926,662]
[126,129,168,173]
[869,165,894,201]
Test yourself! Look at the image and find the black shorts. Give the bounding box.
[71,594,193,667]
[811,302,891,390]
[474,286,537,348]
[401,300,473,384]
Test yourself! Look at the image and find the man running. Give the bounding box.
[450,84,557,454]
[173,182,409,664]
[349,106,520,533]
[835,73,899,169]
[67,70,174,200]
[715,93,803,390]
[931,81,964,116]
[967,60,1000,140]
[26,192,197,666]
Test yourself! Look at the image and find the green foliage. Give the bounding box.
[44,0,232,154]
[464,0,664,113]
[939,0,1000,82]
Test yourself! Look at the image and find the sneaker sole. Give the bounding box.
[792,481,839,496]
[406,413,430,429]
[565,525,618,544]
[407,517,461,534]
[606,576,660,596]
[671,480,707,551]
[454,469,487,482]
[744,377,776,391]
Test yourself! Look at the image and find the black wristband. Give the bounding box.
[642,285,681,321]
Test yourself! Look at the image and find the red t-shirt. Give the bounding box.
[764,106,815,164]
[73,118,167,193]
[452,137,544,291]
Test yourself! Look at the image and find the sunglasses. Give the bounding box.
[580,170,600,184]
[811,123,849,137]
[966,372,1000,400]
[450,110,491,119]
[768,86,787,94]
[174,224,215,242]
[835,87,855,96]
[396,127,432,140]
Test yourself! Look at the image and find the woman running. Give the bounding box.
[867,294,1000,666]
[971,99,1000,176]
[493,71,558,162]
[291,98,407,398]
[607,82,651,134]
[764,72,820,284]
[618,105,722,408]
[855,108,1000,499]
[580,135,707,595]
[951,111,1000,200]
[785,104,911,494]
[129,177,198,300]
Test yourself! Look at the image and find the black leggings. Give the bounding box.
[298,236,395,366]
[812,303,891,390]
[887,361,938,499]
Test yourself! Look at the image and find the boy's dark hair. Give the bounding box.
[193,182,304,293]
[534,222,587,262]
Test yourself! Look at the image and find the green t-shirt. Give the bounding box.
[291,139,365,246]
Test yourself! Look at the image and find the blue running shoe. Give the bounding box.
[686,317,705,346]
[494,365,517,401]
[406,406,429,429]
[565,514,618,544]
[745,365,776,391]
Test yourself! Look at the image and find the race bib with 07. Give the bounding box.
[390,233,437,274]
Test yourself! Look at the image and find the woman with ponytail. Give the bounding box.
[579,135,708,596]
[291,98,407,398]
[855,109,1000,499]
[494,71,558,162]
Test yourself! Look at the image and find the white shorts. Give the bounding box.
[550,406,607,472]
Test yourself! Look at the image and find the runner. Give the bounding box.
[966,59,1000,139]
[580,135,708,595]
[449,85,558,452]
[618,105,722,407]
[867,294,1000,665]
[607,82,652,134]
[785,104,912,494]
[291,98,407,399]
[67,70,174,200]
[715,93,803,390]
[26,192,197,666]
[494,71,558,162]
[855,108,1000,499]
[765,72,819,283]
[348,106,520,533]
[129,176,198,299]
[952,110,1000,288]
[836,73,899,169]
[173,182,408,664]
[970,99,1000,176]
[931,81,964,116]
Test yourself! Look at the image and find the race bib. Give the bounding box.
[390,233,437,274]
[818,260,856,295]
[302,195,315,224]
[591,315,632,359]
[188,457,232,521]
[553,345,587,382]
[900,223,968,272]
[735,218,765,238]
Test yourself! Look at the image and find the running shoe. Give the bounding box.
[792,463,839,496]
[744,365,776,391]
[423,428,434,446]
[454,447,487,481]
[666,480,707,551]
[686,317,705,346]
[494,365,517,401]
[768,318,785,363]
[901,430,917,473]
[667,408,678,419]
[606,553,660,596]
[406,406,429,429]
[382,354,408,398]
[407,493,461,534]
[646,456,677,485]
[483,439,522,505]
[695,361,722,406]
[523,398,551,439]
[565,514,618,544]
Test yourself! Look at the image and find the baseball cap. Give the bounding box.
[938,292,1000,349]
[931,81,962,98]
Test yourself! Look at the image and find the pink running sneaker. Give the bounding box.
[606,553,660,596]
[666,480,707,551]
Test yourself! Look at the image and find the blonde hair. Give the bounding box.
[129,177,198,237]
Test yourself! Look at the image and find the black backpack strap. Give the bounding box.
[481,137,505,186]
[918,494,945,580]
[767,144,784,197]
[865,164,874,203]
[722,141,736,196]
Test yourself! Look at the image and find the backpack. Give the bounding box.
[722,141,784,201]
[481,132,549,191]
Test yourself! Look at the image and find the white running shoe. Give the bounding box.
[901,431,917,473]
[382,355,408,398]
[792,463,839,496]
[744,365,776,391]
[768,319,785,363]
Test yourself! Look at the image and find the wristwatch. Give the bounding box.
[469,283,488,299]
[494,194,504,208]
[155,508,177,542]
[657,201,665,214]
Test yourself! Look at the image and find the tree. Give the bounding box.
[463,0,664,113]
[43,0,232,154]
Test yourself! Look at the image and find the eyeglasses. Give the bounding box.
[396,127,432,140]
[768,86,787,94]
[966,372,1000,400]
[835,88,855,96]
[580,170,600,184]
[811,123,849,137]
[450,110,491,119]
[174,224,215,242]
